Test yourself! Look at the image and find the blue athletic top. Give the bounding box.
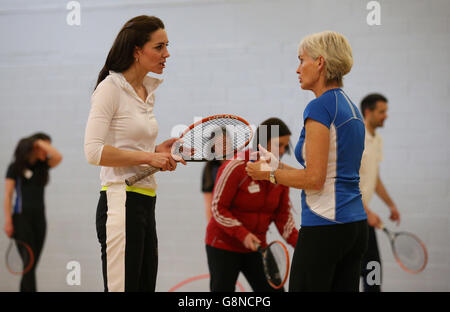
[294,88,367,226]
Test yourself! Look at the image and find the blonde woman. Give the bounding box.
[246,31,368,291]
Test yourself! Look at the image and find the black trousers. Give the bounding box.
[96,189,158,292]
[289,220,368,292]
[12,212,46,292]
[360,225,381,292]
[206,245,283,292]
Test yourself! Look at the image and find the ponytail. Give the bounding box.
[95,15,165,89]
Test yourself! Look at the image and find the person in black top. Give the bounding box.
[3,132,62,292]
[201,160,224,222]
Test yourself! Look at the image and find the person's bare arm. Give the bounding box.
[246,119,329,191]
[362,199,382,228]
[277,162,297,170]
[3,179,15,237]
[376,176,400,225]
[35,139,63,168]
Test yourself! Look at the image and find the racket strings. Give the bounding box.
[263,243,288,287]
[393,234,427,272]
[6,240,33,274]
[181,118,252,160]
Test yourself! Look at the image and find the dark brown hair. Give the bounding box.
[11,132,52,186]
[253,117,292,153]
[95,15,165,88]
[360,93,388,118]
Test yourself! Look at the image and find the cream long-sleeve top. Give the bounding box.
[359,128,383,205]
[84,71,163,191]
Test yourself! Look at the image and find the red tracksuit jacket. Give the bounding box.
[205,155,299,253]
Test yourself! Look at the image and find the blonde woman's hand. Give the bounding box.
[257,144,279,170]
[245,160,271,181]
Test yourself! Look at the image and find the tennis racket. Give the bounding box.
[256,240,290,289]
[5,238,34,275]
[380,223,428,274]
[125,114,253,186]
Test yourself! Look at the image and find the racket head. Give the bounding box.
[5,239,34,275]
[391,232,428,274]
[260,240,290,289]
[175,114,253,161]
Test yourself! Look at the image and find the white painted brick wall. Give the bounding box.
[0,0,448,291]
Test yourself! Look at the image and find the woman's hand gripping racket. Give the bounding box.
[255,241,290,289]
[125,114,253,186]
[380,222,428,274]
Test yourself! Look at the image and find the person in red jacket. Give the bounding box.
[205,117,298,292]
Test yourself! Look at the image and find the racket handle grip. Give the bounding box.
[125,166,161,186]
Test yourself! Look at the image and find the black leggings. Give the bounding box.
[206,245,283,292]
[12,212,46,292]
[289,220,368,292]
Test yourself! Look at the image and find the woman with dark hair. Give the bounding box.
[3,133,62,292]
[84,15,184,292]
[246,31,368,292]
[205,117,298,292]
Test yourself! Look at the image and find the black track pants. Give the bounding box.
[206,245,283,292]
[96,186,158,292]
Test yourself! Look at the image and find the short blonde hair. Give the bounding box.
[298,31,353,87]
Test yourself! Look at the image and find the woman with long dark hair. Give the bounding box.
[205,117,298,292]
[84,15,184,292]
[3,132,62,292]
